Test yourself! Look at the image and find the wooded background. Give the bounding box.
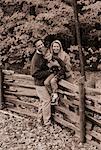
[0,0,101,72]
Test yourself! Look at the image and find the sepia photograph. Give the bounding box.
[0,0,101,149]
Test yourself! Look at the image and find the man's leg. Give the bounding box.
[37,99,43,124]
[36,86,51,125]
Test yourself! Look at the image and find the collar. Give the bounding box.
[36,50,42,55]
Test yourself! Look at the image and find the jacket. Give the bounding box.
[50,40,72,78]
[30,51,51,86]
[49,56,67,80]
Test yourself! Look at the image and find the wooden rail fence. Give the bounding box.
[0,70,101,149]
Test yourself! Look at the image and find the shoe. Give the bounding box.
[51,93,58,102]
[51,99,58,105]
[51,93,59,105]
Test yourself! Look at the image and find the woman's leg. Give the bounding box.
[44,74,54,94]
[50,76,58,93]
[50,77,59,104]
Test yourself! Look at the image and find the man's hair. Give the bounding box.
[33,38,44,46]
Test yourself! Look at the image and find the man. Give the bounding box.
[30,39,52,126]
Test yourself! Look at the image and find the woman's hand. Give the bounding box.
[49,60,60,67]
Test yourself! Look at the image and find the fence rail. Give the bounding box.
[1,70,101,149]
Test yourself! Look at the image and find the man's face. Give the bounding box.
[35,40,46,54]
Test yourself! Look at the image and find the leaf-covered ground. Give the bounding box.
[0,111,98,150]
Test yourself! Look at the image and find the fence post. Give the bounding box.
[79,77,86,143]
[0,67,3,109]
[72,0,86,143]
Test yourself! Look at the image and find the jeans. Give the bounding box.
[44,74,58,94]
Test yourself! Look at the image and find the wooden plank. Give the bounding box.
[4,77,35,86]
[86,95,101,110]
[86,105,101,115]
[4,96,38,108]
[55,105,79,125]
[86,95,100,103]
[4,82,36,89]
[90,130,101,141]
[4,94,18,100]
[59,79,79,93]
[4,87,38,97]
[13,74,34,80]
[61,98,79,115]
[4,73,33,81]
[86,114,101,127]
[86,130,101,149]
[4,91,38,97]
[62,98,79,107]
[5,102,15,107]
[6,86,36,93]
[7,107,37,117]
[52,114,79,132]
[4,94,39,102]
[58,89,79,100]
[86,86,101,95]
[0,109,22,119]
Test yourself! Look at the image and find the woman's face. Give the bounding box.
[52,42,61,54]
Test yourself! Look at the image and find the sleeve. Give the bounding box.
[64,54,72,72]
[32,67,51,79]
[53,56,66,71]
[31,55,51,79]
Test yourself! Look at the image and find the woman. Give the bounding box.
[44,40,73,105]
[50,40,73,82]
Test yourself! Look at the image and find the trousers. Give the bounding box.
[44,74,58,94]
[35,86,51,125]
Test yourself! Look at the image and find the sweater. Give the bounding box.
[30,51,51,86]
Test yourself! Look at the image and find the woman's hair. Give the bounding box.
[50,40,64,54]
[49,40,67,61]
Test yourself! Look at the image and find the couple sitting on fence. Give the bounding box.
[31,39,73,126]
[44,40,73,105]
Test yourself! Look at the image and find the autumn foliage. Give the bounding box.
[0,0,101,73]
